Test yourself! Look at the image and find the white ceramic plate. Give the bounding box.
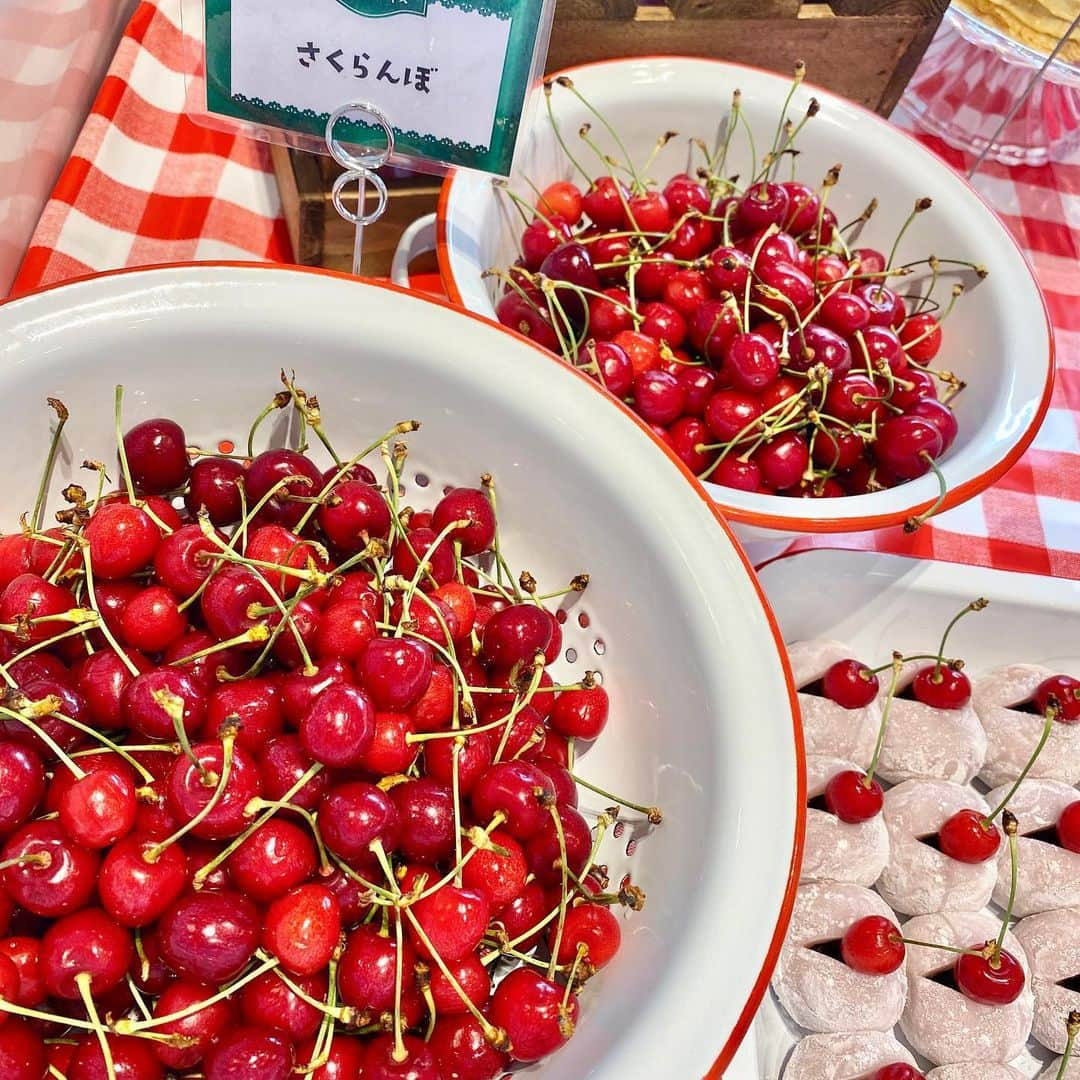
[756,548,1080,1078]
[437,57,1054,549]
[0,264,803,1079]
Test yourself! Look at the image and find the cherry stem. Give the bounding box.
[886,197,933,278]
[246,391,290,459]
[451,740,463,887]
[904,453,950,533]
[867,652,951,675]
[546,803,572,980]
[367,840,407,1064]
[562,943,589,1009]
[50,709,153,783]
[143,728,236,863]
[0,701,85,778]
[0,622,102,689]
[570,773,662,823]
[1057,1013,1080,1080]
[112,385,138,506]
[931,599,988,679]
[281,372,341,466]
[78,971,117,1080]
[995,812,1019,957]
[543,80,589,181]
[481,903,562,967]
[864,652,903,787]
[32,399,69,532]
[77,541,140,677]
[493,652,546,763]
[900,937,986,958]
[983,707,1056,825]
[555,77,641,189]
[0,852,50,872]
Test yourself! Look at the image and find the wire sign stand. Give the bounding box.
[325,102,395,276]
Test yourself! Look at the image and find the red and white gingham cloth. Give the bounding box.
[7,0,1080,578]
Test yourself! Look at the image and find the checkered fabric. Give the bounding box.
[7,0,1080,577]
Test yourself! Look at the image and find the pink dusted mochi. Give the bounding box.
[802,755,890,887]
[927,1067,1027,1079]
[899,909,1034,1066]
[782,1031,919,1079]
[877,779,997,916]
[985,779,1080,916]
[788,640,881,762]
[875,659,986,785]
[974,664,1080,788]
[772,881,906,1033]
[1013,906,1080,1054]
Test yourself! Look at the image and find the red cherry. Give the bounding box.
[199,565,274,642]
[1034,674,1080,722]
[906,398,958,455]
[186,456,245,525]
[737,182,789,232]
[165,740,260,840]
[240,968,326,1041]
[428,951,491,1015]
[710,455,762,492]
[391,779,456,862]
[724,332,780,392]
[339,924,415,1012]
[911,664,971,709]
[123,418,190,494]
[874,415,943,479]
[203,1026,295,1080]
[115,584,186,653]
[430,1014,509,1080]
[424,728,494,795]
[823,770,884,823]
[520,214,572,270]
[408,662,456,733]
[550,903,622,969]
[159,890,260,983]
[687,300,738,365]
[899,311,942,361]
[525,804,591,885]
[299,683,375,768]
[84,502,161,580]
[490,967,579,1062]
[0,937,44,1007]
[205,678,283,750]
[937,808,1000,863]
[821,659,879,708]
[58,765,136,849]
[479,604,552,671]
[955,946,1026,1005]
[754,260,815,317]
[461,828,526,910]
[496,880,549,951]
[538,182,583,225]
[279,658,352,725]
[318,480,392,553]
[626,190,671,233]
[704,390,763,444]
[1057,800,1080,852]
[871,1067,925,1080]
[41,907,132,998]
[227,819,315,903]
[0,1019,45,1079]
[539,242,599,325]
[754,431,810,491]
[840,915,905,974]
[2,819,98,916]
[244,526,327,599]
[98,832,187,928]
[472,761,556,839]
[358,710,419,775]
[633,369,685,426]
[70,1034,165,1079]
[257,734,328,812]
[358,637,433,711]
[664,173,710,215]
[152,977,236,1070]
[781,181,821,233]
[296,1035,366,1079]
[431,487,496,556]
[0,536,31,593]
[410,884,490,962]
[495,290,560,351]
[583,176,627,229]
[319,781,400,864]
[313,601,376,664]
[263,884,340,976]
[855,283,903,328]
[0,743,44,838]
[0,573,76,645]
[245,448,322,529]
[364,1033,438,1080]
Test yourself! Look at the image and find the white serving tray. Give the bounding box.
[752,549,1080,1080]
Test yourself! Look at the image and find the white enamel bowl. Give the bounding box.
[0,265,802,1080]
[436,56,1054,558]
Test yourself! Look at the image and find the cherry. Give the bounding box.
[319,781,400,864]
[0,536,31,593]
[582,176,627,229]
[755,431,810,491]
[899,311,942,361]
[152,977,236,1069]
[911,664,971,710]
[0,937,45,1007]
[430,1015,509,1080]
[245,448,322,530]
[298,683,375,768]
[1057,800,1080,852]
[58,764,136,849]
[186,456,245,525]
[296,1035,366,1079]
[69,1034,165,1079]
[123,418,190,494]
[472,760,556,840]
[495,291,560,351]
[840,914,905,975]
[889,367,938,412]
[521,214,573,270]
[664,173,710,216]
[824,372,882,426]
[937,808,1000,863]
[856,283,903,328]
[794,323,853,378]
[737,182,789,232]
[871,1067,925,1080]
[410,882,490,963]
[84,502,161,580]
[587,287,634,340]
[525,803,592,884]
[166,740,260,840]
[824,770,884,823]
[632,370,685,426]
[358,637,433,711]
[479,604,552,671]
[874,415,943,479]
[159,890,260,983]
[539,242,599,324]
[431,487,496,557]
[364,1033,439,1080]
[76,649,145,729]
[491,967,579,1062]
[206,677,283,750]
[163,629,242,691]
[424,951,490,1016]
[40,907,132,998]
[906,398,958,455]
[0,743,44,837]
[339,923,415,1012]
[821,659,879,708]
[203,1026,295,1080]
[263,884,340,976]
[240,968,326,1041]
[1034,674,1080,722]
[724,332,780,392]
[99,832,187,927]
[355,710,418,775]
[755,260,816,317]
[257,734,328,812]
[0,573,76,645]
[687,300,738,365]
[424,728,494,795]
[2,820,98,916]
[318,479,392,552]
[711,455,763,492]
[407,662,456,734]
[861,324,907,373]
[227,819,316,903]
[245,526,327,599]
[389,778,456,862]
[704,389,763,444]
[955,946,1026,1005]
[279,658,352,725]
[198,565,274,643]
[551,902,621,969]
[0,1019,46,1079]
[312,600,376,664]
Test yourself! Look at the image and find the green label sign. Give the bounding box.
[334,0,430,18]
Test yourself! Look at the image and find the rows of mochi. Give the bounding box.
[777,645,1080,1075]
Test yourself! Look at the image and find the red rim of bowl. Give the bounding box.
[1,260,806,1080]
[436,54,1056,537]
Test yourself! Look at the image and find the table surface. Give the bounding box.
[5,0,1080,587]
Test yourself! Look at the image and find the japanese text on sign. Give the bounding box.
[296,42,436,92]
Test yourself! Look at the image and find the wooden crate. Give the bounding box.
[273,0,948,273]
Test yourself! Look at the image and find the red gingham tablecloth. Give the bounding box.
[8,0,1080,578]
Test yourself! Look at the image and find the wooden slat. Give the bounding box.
[666,0,800,17]
[828,0,948,15]
[554,0,638,18]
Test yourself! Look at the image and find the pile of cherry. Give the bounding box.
[0,383,656,1079]
[495,75,973,501]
